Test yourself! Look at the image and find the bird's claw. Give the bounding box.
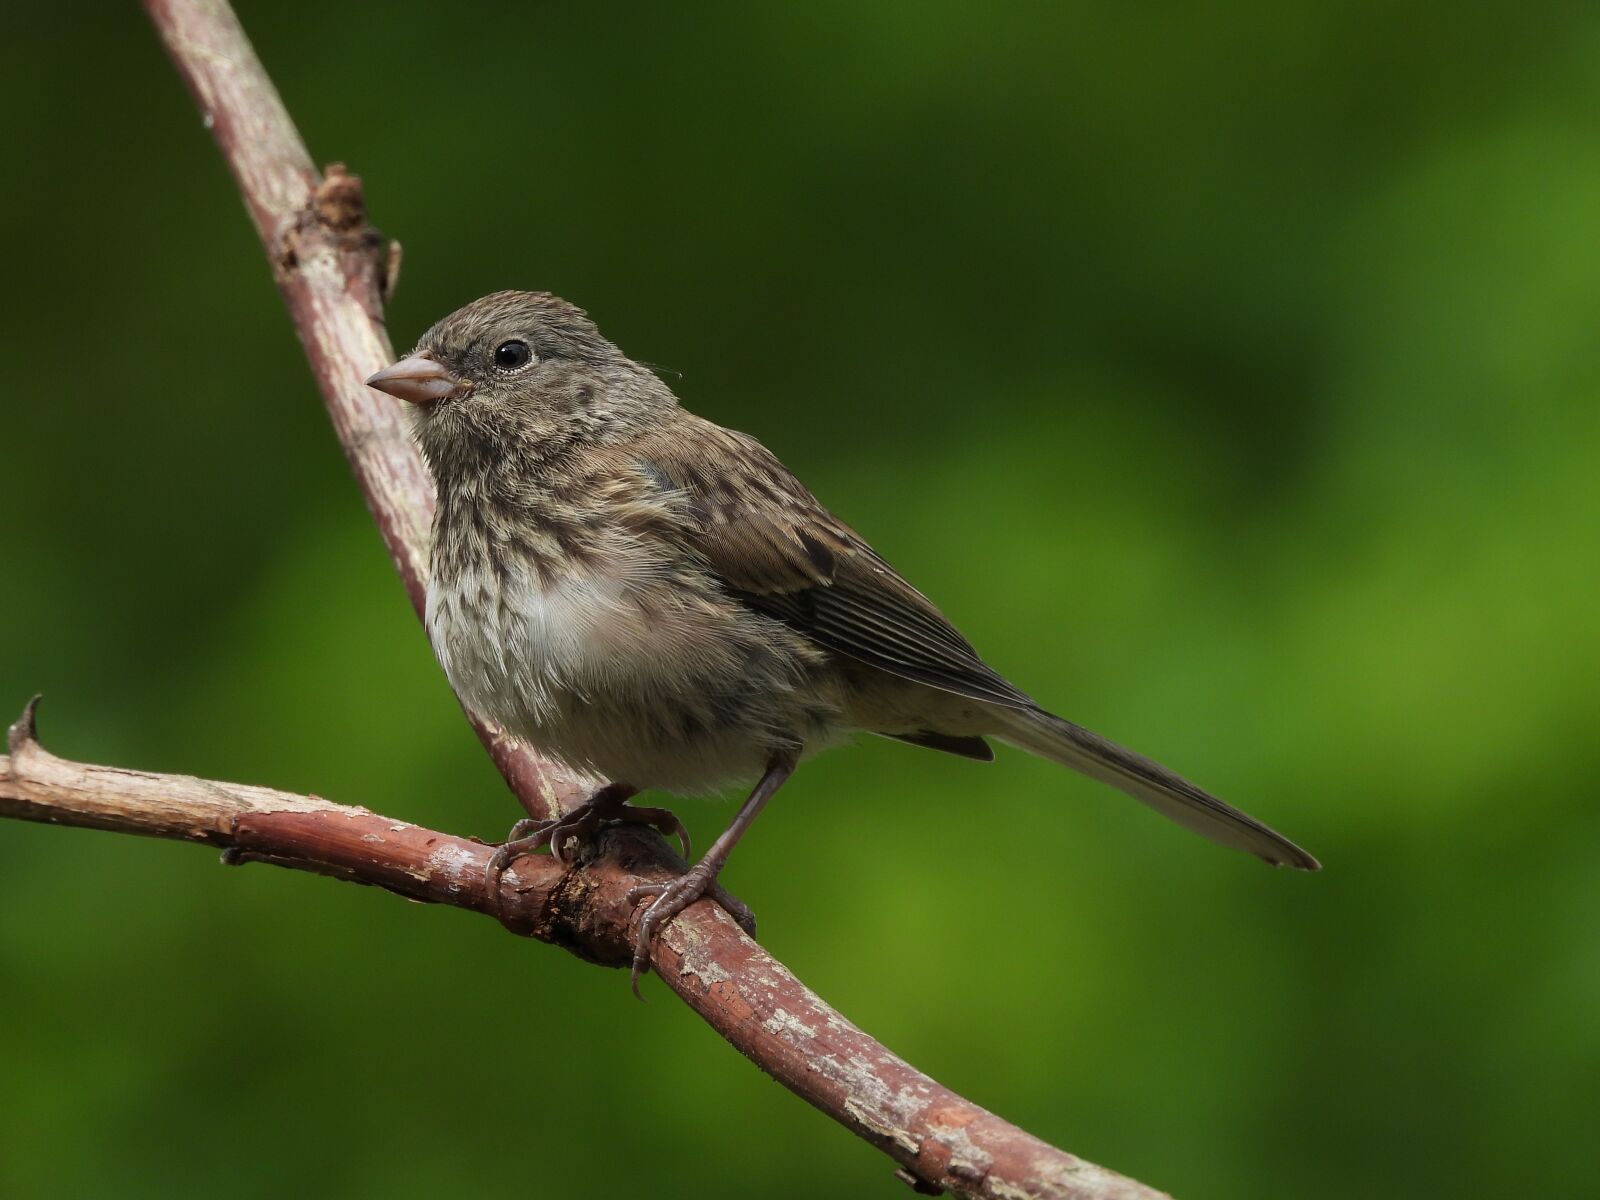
[626,873,706,999]
[483,787,691,917]
[547,796,690,866]
[624,870,756,998]
[483,816,563,915]
[481,784,753,997]
[626,803,693,861]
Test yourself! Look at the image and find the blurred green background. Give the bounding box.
[3,2,1597,1197]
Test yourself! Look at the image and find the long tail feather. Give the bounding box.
[993,707,1320,870]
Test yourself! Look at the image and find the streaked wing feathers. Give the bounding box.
[634,421,1032,710]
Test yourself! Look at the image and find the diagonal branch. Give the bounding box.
[0,1,1187,1196]
[143,0,582,822]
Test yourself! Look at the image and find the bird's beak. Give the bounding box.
[366,355,465,406]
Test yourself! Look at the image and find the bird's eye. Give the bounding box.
[493,340,532,370]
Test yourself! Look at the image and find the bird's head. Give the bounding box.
[367,290,674,480]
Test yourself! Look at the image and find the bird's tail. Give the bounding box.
[991,706,1320,870]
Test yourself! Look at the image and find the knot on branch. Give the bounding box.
[314,161,367,234]
[277,162,401,313]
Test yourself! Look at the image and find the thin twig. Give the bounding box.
[0,2,1192,1196]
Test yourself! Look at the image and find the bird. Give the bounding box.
[366,290,1319,990]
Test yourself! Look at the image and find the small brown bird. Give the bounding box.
[368,291,1318,989]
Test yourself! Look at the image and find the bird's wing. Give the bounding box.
[631,420,1033,710]
[625,421,1321,870]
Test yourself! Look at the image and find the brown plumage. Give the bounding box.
[367,291,1319,991]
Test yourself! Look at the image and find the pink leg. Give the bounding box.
[625,754,796,997]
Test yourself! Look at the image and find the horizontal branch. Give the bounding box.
[2,699,1167,1200]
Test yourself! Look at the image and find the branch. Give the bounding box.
[3,1,1188,1196]
[3,700,1165,1200]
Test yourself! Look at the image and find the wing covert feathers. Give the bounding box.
[632,419,1032,709]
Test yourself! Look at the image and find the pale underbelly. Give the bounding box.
[426,562,846,793]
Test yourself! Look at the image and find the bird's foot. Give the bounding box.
[625,868,755,998]
[620,755,792,997]
[483,783,690,915]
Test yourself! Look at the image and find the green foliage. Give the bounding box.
[3,2,1596,1197]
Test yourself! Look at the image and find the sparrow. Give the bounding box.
[367,291,1319,990]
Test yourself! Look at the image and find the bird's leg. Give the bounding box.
[625,754,796,997]
[484,782,693,914]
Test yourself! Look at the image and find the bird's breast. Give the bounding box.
[427,552,644,725]
[424,513,848,791]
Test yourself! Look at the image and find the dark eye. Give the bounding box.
[493,340,532,369]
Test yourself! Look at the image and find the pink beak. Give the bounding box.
[366,355,464,406]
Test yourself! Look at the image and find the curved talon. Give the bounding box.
[503,817,544,843]
[626,881,670,998]
[625,881,668,906]
[546,804,601,866]
[625,871,722,998]
[484,821,561,914]
[624,803,692,860]
[631,950,652,1000]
